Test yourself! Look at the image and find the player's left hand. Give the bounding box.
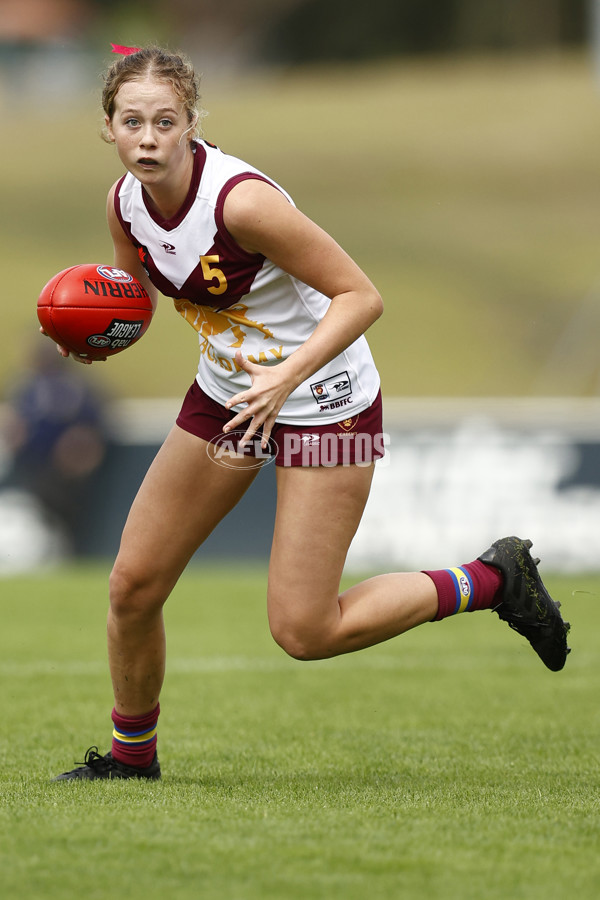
[224,351,295,448]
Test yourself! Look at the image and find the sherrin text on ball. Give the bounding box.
[37,263,154,359]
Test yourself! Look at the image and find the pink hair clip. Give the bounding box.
[111,43,142,56]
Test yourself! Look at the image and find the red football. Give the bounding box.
[37,264,154,360]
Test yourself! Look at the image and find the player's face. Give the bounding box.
[105,77,194,187]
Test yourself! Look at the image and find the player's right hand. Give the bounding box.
[39,326,103,365]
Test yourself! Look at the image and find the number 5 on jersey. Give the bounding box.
[200,255,228,295]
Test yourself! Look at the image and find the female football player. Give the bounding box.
[51,46,569,780]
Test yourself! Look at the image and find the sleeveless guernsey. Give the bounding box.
[114,140,380,424]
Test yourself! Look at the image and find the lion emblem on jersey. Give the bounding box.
[174,300,274,348]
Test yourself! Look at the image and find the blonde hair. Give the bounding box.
[101,46,206,143]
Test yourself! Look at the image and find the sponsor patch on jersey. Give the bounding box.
[310,371,352,406]
[87,318,144,350]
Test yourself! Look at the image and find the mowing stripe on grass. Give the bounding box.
[0,651,544,677]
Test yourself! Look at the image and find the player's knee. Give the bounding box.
[109,560,165,621]
[269,618,330,661]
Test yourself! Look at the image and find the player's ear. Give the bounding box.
[186,111,199,142]
[105,115,115,143]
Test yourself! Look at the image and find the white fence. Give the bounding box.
[2,397,600,574]
[346,398,600,573]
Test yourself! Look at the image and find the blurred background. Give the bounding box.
[1,0,600,572]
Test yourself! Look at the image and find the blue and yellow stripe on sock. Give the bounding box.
[446,566,474,614]
[112,726,158,747]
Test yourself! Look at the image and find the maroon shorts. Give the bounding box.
[176,379,386,467]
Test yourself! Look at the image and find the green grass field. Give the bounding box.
[3,53,600,400]
[0,564,598,899]
[2,52,600,896]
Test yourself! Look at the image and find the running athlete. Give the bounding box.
[51,47,570,781]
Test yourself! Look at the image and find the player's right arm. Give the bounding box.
[40,183,159,364]
[107,182,159,312]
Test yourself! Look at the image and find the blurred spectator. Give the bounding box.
[2,339,109,554]
[0,0,91,42]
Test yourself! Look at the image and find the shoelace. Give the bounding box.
[76,746,111,770]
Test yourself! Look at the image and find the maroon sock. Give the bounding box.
[423,559,503,622]
[111,704,160,769]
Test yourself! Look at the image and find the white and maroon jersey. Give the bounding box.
[114,139,380,424]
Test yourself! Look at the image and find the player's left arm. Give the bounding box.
[222,179,383,444]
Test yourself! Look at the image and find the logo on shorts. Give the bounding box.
[96,266,133,282]
[310,372,352,410]
[337,417,359,432]
[210,431,278,470]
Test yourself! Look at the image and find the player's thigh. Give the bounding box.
[114,424,261,592]
[268,463,374,622]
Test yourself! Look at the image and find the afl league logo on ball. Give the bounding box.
[96,265,134,282]
[87,318,145,350]
[87,334,112,349]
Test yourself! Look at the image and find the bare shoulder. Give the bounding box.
[225,176,290,213]
[223,178,294,237]
[223,177,329,257]
[222,176,380,302]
